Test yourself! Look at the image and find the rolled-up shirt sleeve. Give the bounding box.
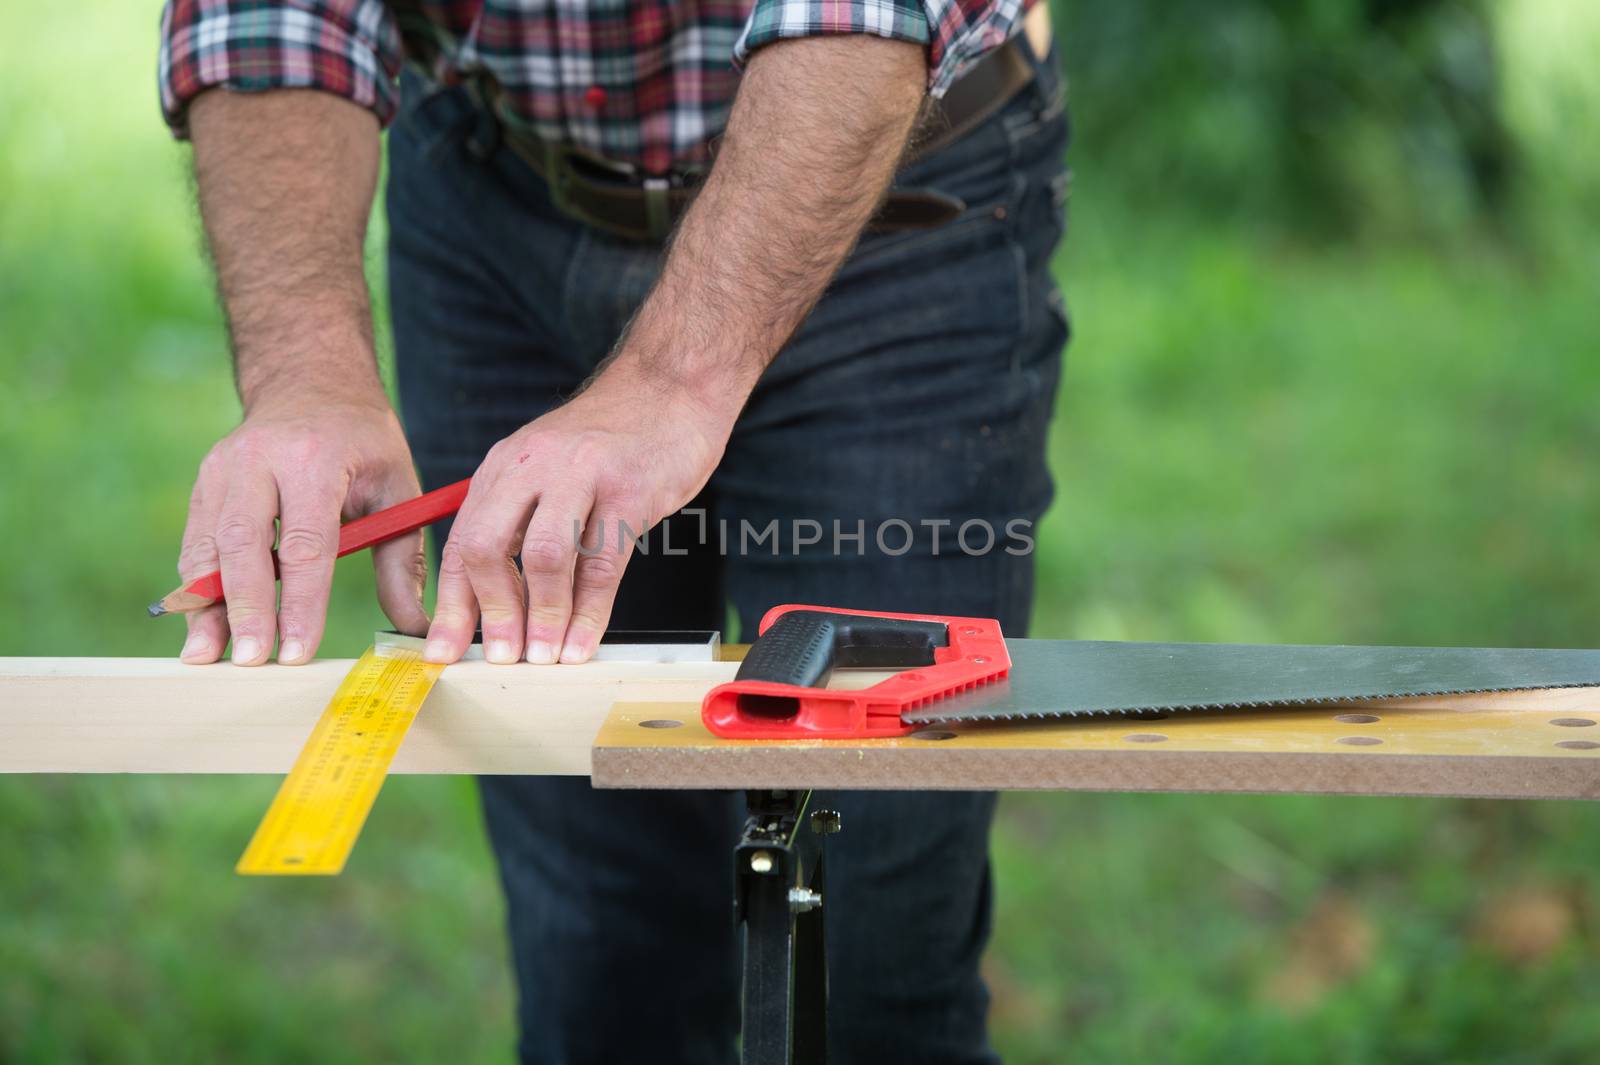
[159,0,404,139]
[733,0,1024,98]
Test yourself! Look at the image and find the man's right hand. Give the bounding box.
[176,393,430,666]
[178,88,405,665]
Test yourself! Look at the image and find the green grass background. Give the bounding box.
[3,1,1600,1061]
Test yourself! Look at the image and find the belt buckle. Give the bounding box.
[545,143,677,242]
[641,176,671,241]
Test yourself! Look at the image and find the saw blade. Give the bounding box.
[900,639,1600,725]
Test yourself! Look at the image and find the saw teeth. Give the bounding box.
[907,681,1600,725]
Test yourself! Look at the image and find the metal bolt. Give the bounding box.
[749,851,775,874]
[788,887,822,913]
[809,809,842,835]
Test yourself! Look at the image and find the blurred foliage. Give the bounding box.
[1052,0,1600,243]
[4,0,1600,1062]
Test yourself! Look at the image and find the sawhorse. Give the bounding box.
[736,788,835,1065]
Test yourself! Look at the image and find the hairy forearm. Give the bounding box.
[606,35,927,413]
[188,89,386,412]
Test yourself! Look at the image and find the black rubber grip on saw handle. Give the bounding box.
[735,610,949,719]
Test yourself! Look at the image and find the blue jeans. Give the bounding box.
[387,44,1069,1065]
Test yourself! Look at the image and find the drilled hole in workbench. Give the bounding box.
[1124,733,1168,744]
[1550,718,1597,728]
[637,719,684,729]
[1334,713,1380,724]
[911,730,958,741]
[1555,740,1600,750]
[1336,736,1383,746]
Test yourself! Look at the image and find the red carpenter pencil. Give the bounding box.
[147,477,471,617]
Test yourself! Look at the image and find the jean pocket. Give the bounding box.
[848,195,1013,268]
[834,195,1034,378]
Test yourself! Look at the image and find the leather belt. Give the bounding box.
[473,37,1037,244]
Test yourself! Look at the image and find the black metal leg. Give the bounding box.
[742,868,800,1064]
[790,856,828,1065]
[736,790,838,1065]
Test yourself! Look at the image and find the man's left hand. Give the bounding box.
[423,363,733,665]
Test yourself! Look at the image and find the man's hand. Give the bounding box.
[424,366,731,664]
[179,396,430,665]
[427,34,927,665]
[178,89,422,664]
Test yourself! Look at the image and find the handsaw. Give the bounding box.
[702,605,1600,739]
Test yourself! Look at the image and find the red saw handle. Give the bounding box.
[702,605,1010,739]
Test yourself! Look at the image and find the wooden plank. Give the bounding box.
[591,692,1600,799]
[9,655,1600,798]
[0,657,739,775]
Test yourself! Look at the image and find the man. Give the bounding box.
[159,0,1067,1059]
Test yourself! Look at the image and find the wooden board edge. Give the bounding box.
[591,746,1600,799]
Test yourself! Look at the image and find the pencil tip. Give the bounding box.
[147,601,168,618]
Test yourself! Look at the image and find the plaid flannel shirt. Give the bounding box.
[159,0,1027,174]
